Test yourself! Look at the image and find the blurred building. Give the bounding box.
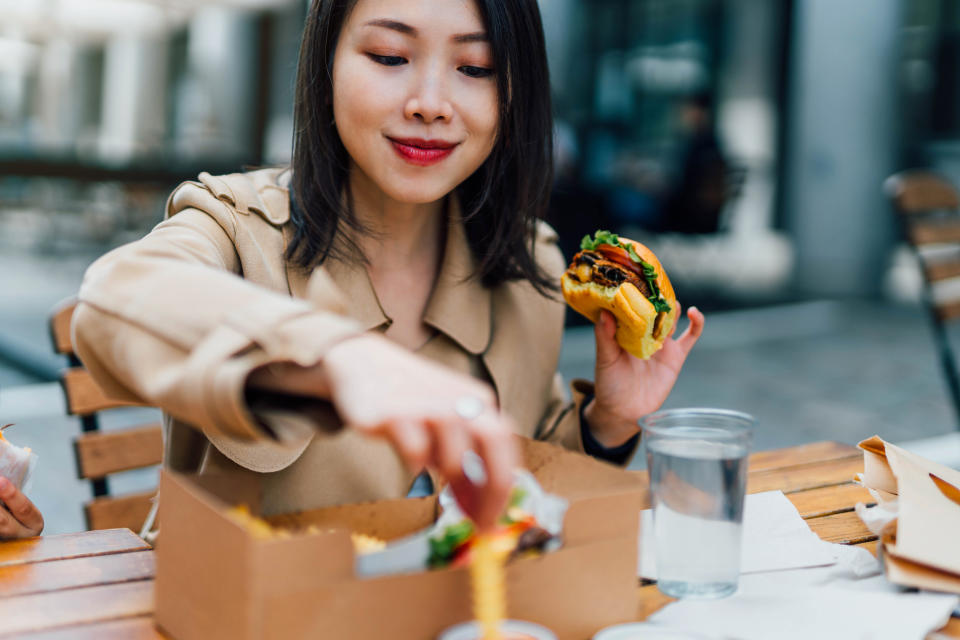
[0,0,956,305]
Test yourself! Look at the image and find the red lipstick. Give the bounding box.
[388,137,458,166]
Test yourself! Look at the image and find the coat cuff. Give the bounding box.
[579,392,640,465]
[547,379,595,454]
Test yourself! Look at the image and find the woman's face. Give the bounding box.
[332,0,499,205]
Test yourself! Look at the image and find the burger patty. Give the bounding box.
[566,250,653,298]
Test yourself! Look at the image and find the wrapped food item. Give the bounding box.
[428,469,568,569]
[429,469,567,640]
[427,487,560,569]
[353,467,568,579]
[0,425,38,492]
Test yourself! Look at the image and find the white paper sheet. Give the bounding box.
[639,491,839,580]
[645,545,959,640]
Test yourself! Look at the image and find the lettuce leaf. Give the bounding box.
[579,230,672,314]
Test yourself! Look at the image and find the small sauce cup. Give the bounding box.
[437,620,557,640]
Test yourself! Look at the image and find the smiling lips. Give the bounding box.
[388,137,458,166]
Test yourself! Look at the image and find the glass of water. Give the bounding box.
[641,408,754,599]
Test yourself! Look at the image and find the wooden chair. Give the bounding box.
[886,170,960,429]
[49,297,163,533]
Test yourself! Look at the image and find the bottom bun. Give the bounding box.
[561,275,676,359]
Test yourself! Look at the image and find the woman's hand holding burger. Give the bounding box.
[562,230,705,447]
[586,306,704,447]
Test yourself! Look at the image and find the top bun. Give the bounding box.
[561,236,678,359]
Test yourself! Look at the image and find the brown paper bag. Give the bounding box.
[857,436,960,594]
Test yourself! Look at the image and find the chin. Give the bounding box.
[381,178,458,205]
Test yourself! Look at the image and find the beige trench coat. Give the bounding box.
[73,168,597,516]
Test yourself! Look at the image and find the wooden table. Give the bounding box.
[0,441,957,639]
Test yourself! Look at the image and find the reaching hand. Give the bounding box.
[321,334,518,532]
[0,476,43,539]
[586,305,705,447]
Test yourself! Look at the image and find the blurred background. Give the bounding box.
[1,0,960,534]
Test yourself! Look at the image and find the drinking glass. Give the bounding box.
[641,408,754,599]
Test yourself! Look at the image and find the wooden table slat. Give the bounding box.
[0,580,154,636]
[931,617,960,640]
[0,529,148,569]
[9,616,167,640]
[0,550,155,598]
[748,441,860,472]
[747,456,862,495]
[854,540,880,557]
[785,483,875,519]
[804,510,878,545]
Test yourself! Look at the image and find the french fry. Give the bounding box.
[470,534,509,640]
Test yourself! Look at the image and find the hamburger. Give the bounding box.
[561,230,678,359]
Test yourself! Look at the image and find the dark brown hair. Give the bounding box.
[288,0,556,295]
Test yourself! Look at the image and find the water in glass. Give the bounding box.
[646,435,748,598]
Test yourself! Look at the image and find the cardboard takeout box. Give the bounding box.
[155,437,648,640]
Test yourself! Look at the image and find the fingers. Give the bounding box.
[385,419,430,473]
[674,306,705,356]
[0,477,42,538]
[666,303,682,339]
[594,311,622,369]
[469,419,518,532]
[423,408,518,532]
[430,417,472,484]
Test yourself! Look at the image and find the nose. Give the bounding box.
[404,67,453,123]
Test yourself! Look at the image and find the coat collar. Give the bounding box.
[279,183,491,354]
[422,198,492,355]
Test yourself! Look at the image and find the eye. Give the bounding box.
[368,54,407,67]
[458,65,494,79]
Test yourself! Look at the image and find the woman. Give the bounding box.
[72,0,704,534]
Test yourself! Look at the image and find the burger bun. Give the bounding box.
[561,238,678,359]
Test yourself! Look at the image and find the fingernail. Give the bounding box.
[0,477,9,493]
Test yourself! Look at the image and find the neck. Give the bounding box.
[348,168,446,267]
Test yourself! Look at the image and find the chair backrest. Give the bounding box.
[886,170,960,429]
[886,171,960,321]
[49,297,163,533]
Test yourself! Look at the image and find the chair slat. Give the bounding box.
[888,171,960,213]
[925,258,960,282]
[937,300,960,323]
[62,368,143,416]
[49,298,78,356]
[74,425,164,480]
[908,219,960,246]
[85,492,156,533]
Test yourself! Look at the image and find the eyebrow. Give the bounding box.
[363,19,488,43]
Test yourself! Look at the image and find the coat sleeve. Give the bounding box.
[72,181,362,444]
[534,376,592,453]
